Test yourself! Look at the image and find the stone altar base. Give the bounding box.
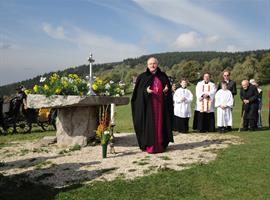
[56,106,97,147]
[27,94,129,147]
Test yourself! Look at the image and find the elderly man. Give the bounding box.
[193,72,216,133]
[240,80,258,131]
[131,57,174,153]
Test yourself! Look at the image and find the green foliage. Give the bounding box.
[259,53,270,83]
[231,55,260,84]
[202,58,226,82]
[170,60,201,83]
[1,50,270,98]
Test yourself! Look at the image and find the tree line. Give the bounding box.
[0,49,269,97]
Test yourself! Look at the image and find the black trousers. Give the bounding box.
[193,111,199,130]
[243,118,256,131]
[197,112,215,132]
[174,116,189,133]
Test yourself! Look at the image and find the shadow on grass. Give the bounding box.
[0,173,84,200]
[231,126,270,133]
[167,138,230,152]
[0,160,117,200]
[114,133,138,147]
[0,155,63,170]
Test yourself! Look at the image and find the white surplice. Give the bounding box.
[173,87,193,118]
[195,81,216,113]
[215,89,234,127]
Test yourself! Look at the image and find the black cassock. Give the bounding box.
[240,85,258,129]
[131,68,174,150]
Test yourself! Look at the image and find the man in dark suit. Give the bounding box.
[217,70,237,96]
[217,70,237,131]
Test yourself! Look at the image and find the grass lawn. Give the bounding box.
[1,130,270,200]
[54,130,270,200]
[0,85,270,200]
[0,129,55,148]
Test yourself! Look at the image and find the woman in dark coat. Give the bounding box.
[131,57,174,153]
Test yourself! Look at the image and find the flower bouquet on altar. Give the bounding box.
[32,73,89,96]
[92,77,126,97]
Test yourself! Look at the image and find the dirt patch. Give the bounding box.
[0,133,241,187]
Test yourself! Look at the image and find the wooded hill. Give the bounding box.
[1,49,270,97]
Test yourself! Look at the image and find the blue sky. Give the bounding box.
[0,0,269,86]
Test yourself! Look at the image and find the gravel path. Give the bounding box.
[0,133,241,188]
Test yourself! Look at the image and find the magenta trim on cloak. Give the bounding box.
[146,76,164,154]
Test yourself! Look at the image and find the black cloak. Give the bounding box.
[131,67,174,150]
[240,85,259,119]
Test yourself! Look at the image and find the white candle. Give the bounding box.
[110,103,115,125]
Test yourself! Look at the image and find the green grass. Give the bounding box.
[115,100,134,133]
[159,155,172,161]
[57,130,270,199]
[0,86,270,199]
[2,131,270,199]
[0,130,55,147]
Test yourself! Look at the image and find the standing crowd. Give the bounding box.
[132,57,270,154]
[173,70,264,133]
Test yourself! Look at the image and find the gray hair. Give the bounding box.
[147,57,158,64]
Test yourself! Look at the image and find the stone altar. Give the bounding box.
[27,94,129,147]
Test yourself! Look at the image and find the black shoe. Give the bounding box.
[226,126,232,132]
[199,130,206,133]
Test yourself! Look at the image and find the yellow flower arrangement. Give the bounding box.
[24,89,31,95]
[44,84,49,91]
[92,83,98,91]
[33,85,38,93]
[32,73,88,96]
[61,79,69,88]
[55,88,62,94]
[50,73,60,84]
[92,77,127,97]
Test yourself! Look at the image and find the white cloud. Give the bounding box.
[133,0,240,37]
[205,35,220,44]
[173,31,221,49]
[42,23,66,40]
[42,23,144,63]
[224,45,241,52]
[0,23,145,86]
[133,0,267,51]
[174,32,201,48]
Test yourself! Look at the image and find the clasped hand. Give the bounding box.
[147,85,168,94]
[243,99,249,104]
